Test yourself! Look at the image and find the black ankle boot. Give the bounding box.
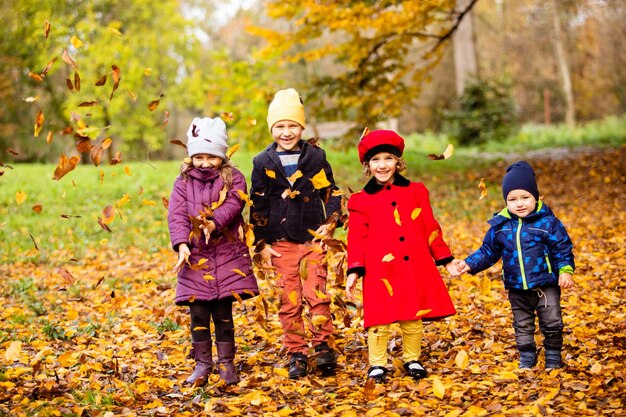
[314,342,337,374]
[288,352,308,379]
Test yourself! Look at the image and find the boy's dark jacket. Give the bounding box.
[250,140,341,244]
[465,201,574,290]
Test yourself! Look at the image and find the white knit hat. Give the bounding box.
[186,117,228,159]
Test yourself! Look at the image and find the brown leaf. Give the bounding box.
[97,217,112,232]
[110,65,121,100]
[95,74,107,86]
[44,20,51,38]
[34,111,44,137]
[28,72,43,82]
[41,57,57,77]
[32,204,43,214]
[170,139,187,150]
[78,100,98,107]
[61,49,77,69]
[52,154,81,180]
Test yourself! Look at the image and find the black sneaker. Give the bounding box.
[367,366,387,383]
[314,342,337,374]
[288,353,308,379]
[404,360,428,380]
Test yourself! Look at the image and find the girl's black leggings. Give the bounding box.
[189,299,234,343]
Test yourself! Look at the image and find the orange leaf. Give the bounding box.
[34,111,44,137]
[265,168,276,179]
[52,154,80,180]
[381,278,393,296]
[478,178,488,200]
[288,290,298,305]
[232,268,247,277]
[428,230,439,245]
[32,204,43,214]
[102,205,115,225]
[411,208,422,220]
[287,170,303,183]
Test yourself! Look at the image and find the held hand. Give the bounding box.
[345,272,359,300]
[260,245,281,268]
[444,260,462,277]
[173,244,191,273]
[558,272,574,289]
[455,259,471,274]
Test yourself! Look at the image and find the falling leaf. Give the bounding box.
[110,65,121,100]
[231,291,243,302]
[210,187,228,210]
[382,253,395,262]
[411,208,422,220]
[102,206,115,225]
[226,143,240,159]
[162,111,169,126]
[311,315,328,329]
[52,154,80,180]
[288,170,303,183]
[393,207,401,226]
[288,290,298,306]
[265,168,276,179]
[34,111,44,137]
[32,204,43,214]
[478,178,488,200]
[148,98,161,111]
[70,35,83,48]
[248,119,257,126]
[28,233,39,251]
[428,230,439,245]
[428,144,454,160]
[381,278,393,296]
[433,377,446,399]
[232,269,247,278]
[95,74,107,86]
[142,200,156,206]
[15,191,26,205]
[124,166,132,176]
[307,228,326,240]
[44,20,51,38]
[108,27,122,35]
[311,169,331,189]
[193,326,208,331]
[23,96,38,103]
[28,72,43,82]
[170,139,187,150]
[97,217,112,232]
[161,197,169,209]
[455,350,469,369]
[236,189,253,206]
[40,57,57,77]
[203,274,215,281]
[220,112,234,121]
[117,194,130,207]
[61,49,77,69]
[46,131,53,143]
[359,126,370,140]
[5,341,22,362]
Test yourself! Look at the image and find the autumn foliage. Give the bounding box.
[1,148,625,416]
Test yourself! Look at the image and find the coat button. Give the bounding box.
[391,201,397,206]
[404,255,409,261]
[386,185,391,190]
[399,236,405,242]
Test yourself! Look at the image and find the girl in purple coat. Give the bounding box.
[168,117,259,386]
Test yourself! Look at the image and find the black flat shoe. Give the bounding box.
[404,360,428,380]
[367,366,388,383]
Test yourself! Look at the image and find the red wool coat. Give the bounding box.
[347,175,456,328]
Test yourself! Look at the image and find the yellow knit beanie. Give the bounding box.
[266,88,306,131]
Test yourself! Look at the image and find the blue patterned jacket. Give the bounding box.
[465,201,574,290]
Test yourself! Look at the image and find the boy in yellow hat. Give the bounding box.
[250,88,341,379]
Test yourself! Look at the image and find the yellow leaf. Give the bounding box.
[197,258,208,266]
[107,27,122,35]
[442,143,454,159]
[381,278,393,296]
[480,276,492,295]
[411,208,422,220]
[183,157,192,165]
[245,227,255,247]
[288,290,298,305]
[141,200,156,206]
[428,230,439,245]
[414,309,432,318]
[314,290,328,300]
[311,169,331,189]
[144,68,152,76]
[287,170,303,183]
[15,191,27,205]
[265,168,276,179]
[496,371,518,380]
[589,362,602,374]
[226,143,240,159]
[124,166,132,176]
[193,326,209,331]
[210,187,228,210]
[236,189,253,206]
[478,178,488,200]
[116,194,130,207]
[455,350,469,369]
[393,207,401,226]
[359,126,370,140]
[307,228,326,240]
[311,315,328,329]
[433,376,446,399]
[274,367,289,378]
[70,35,83,48]
[67,309,78,320]
[203,274,215,281]
[230,291,243,302]
[382,253,395,262]
[5,341,22,362]
[443,411,463,417]
[232,268,247,277]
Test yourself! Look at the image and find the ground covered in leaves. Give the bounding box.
[1,147,625,416]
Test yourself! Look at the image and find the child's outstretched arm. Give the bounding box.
[464,227,503,275]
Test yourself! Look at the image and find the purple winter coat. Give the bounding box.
[168,166,259,305]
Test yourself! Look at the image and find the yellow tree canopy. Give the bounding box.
[249,0,478,135]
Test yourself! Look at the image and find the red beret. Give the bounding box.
[358,130,405,163]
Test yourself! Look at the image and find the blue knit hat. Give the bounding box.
[502,161,539,201]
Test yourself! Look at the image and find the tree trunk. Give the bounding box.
[453,0,478,96]
[549,0,575,127]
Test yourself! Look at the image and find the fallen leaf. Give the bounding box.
[5,341,22,362]
[455,350,469,369]
[433,376,446,399]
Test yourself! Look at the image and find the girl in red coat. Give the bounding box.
[346,130,461,382]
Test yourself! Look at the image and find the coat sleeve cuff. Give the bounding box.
[435,256,454,267]
[559,265,574,275]
[347,266,365,278]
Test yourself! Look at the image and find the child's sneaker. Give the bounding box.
[367,366,387,383]
[288,353,308,379]
[519,350,538,369]
[314,342,337,374]
[403,360,428,380]
[544,349,563,369]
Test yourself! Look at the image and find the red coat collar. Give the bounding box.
[363,173,410,194]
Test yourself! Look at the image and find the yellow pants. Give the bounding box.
[368,320,423,366]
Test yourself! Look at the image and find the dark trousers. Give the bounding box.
[189,299,234,343]
[507,285,564,352]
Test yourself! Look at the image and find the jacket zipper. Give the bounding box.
[545,255,552,274]
[516,218,529,290]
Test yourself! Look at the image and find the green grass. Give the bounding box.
[1,115,623,263]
